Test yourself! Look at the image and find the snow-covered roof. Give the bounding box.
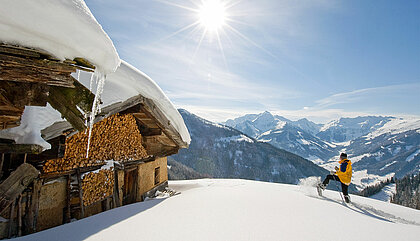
[0,0,120,74]
[79,61,191,145]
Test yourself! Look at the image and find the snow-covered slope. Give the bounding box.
[370,183,396,202]
[12,179,420,241]
[225,112,420,191]
[173,110,327,184]
[0,0,120,74]
[224,112,332,162]
[317,116,392,143]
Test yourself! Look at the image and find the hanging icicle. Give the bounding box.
[86,70,106,159]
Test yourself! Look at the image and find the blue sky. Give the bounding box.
[86,0,420,123]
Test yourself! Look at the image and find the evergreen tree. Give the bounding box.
[391,172,420,210]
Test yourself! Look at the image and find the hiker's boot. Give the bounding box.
[317,183,326,190]
[344,195,351,203]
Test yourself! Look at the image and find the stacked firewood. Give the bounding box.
[43,113,148,173]
[81,168,114,206]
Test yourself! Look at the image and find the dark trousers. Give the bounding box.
[322,174,349,196]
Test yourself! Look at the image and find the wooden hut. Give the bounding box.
[0,2,190,238]
[0,48,189,238]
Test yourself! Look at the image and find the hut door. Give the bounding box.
[123,168,138,205]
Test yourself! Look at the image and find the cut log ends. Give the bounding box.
[81,169,114,206]
[43,113,148,173]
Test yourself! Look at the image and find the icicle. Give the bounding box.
[89,71,94,92]
[85,72,96,135]
[86,70,106,159]
[76,69,81,82]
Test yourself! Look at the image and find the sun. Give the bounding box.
[198,0,227,32]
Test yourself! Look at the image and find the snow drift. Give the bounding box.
[11,179,420,241]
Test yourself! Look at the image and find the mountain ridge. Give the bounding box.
[222,111,420,190]
[171,109,328,184]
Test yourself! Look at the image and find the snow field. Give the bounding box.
[12,179,420,241]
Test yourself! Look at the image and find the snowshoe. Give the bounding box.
[344,195,351,203]
[316,183,326,197]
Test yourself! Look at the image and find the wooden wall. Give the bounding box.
[137,157,168,201]
[37,179,67,231]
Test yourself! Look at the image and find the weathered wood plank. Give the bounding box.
[113,168,120,208]
[0,54,75,73]
[0,81,49,108]
[17,194,22,237]
[140,98,187,148]
[0,66,75,88]
[0,163,39,213]
[0,143,43,154]
[8,197,16,238]
[30,179,41,233]
[0,45,41,59]
[76,169,85,218]
[0,44,54,60]
[47,80,94,131]
[65,175,71,223]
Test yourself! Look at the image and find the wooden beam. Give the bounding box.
[0,163,39,214]
[0,65,76,88]
[76,169,85,218]
[0,81,49,108]
[65,175,71,223]
[48,81,94,132]
[8,197,16,238]
[0,54,75,73]
[112,168,120,208]
[140,98,187,148]
[0,143,43,154]
[0,44,54,60]
[17,194,22,237]
[30,179,41,234]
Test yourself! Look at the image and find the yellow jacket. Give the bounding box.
[335,159,352,185]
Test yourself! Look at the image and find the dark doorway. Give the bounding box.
[123,168,138,205]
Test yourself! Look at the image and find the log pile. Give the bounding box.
[81,168,114,206]
[43,113,148,173]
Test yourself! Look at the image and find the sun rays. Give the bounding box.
[156,0,273,67]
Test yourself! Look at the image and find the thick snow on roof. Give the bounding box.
[0,0,120,74]
[0,60,191,149]
[11,179,420,241]
[79,60,191,144]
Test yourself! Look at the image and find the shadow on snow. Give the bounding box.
[13,198,167,241]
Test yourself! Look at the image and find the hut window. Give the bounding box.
[154,167,160,185]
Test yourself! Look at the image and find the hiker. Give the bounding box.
[318,153,352,203]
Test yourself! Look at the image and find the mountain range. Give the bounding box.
[223,111,420,189]
[170,109,328,185]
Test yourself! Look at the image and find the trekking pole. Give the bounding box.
[333,180,345,203]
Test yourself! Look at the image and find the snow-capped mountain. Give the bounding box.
[171,109,328,184]
[15,179,420,241]
[346,118,420,178]
[317,116,394,143]
[257,123,336,164]
[224,111,321,137]
[225,111,420,190]
[224,112,333,163]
